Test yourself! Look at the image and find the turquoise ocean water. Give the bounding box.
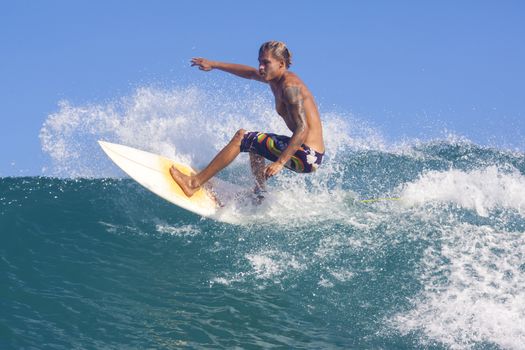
[2,87,525,349]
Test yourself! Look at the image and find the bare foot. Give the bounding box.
[169,165,200,197]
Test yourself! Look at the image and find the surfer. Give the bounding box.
[170,41,325,198]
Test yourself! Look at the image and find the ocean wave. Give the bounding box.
[2,84,521,348]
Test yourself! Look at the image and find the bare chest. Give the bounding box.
[275,97,287,117]
[274,98,297,130]
[271,85,296,130]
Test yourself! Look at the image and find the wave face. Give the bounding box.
[2,86,525,349]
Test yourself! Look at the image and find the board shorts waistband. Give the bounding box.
[240,131,324,173]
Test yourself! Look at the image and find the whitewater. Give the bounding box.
[2,85,525,349]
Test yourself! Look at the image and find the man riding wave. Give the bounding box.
[170,41,325,197]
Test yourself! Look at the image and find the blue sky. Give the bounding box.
[1,1,524,176]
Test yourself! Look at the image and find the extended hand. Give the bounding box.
[265,162,284,179]
[191,57,213,71]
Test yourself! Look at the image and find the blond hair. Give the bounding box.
[259,41,292,68]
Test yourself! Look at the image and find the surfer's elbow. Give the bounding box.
[301,124,309,135]
[297,124,308,141]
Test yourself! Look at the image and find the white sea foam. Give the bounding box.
[37,83,394,184]
[400,166,525,217]
[39,85,388,227]
[391,164,525,348]
[314,233,364,259]
[35,81,525,349]
[40,85,374,179]
[392,223,525,349]
[329,269,355,282]
[155,224,200,237]
[209,277,232,286]
[245,249,305,280]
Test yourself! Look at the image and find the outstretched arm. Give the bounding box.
[265,86,309,178]
[191,57,266,83]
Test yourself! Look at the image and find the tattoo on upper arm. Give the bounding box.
[283,86,302,104]
[284,86,306,126]
[284,86,307,148]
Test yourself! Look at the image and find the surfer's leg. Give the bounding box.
[249,153,266,192]
[170,129,246,197]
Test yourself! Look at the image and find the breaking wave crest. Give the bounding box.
[27,84,525,348]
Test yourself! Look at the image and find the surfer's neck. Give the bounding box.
[268,71,287,87]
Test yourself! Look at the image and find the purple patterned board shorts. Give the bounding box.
[240,131,324,173]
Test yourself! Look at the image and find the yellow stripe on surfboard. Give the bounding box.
[158,156,216,206]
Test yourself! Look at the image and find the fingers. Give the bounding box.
[264,166,271,179]
[190,57,202,67]
[264,162,284,179]
[264,165,276,179]
[190,57,211,71]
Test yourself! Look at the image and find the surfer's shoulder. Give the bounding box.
[281,73,310,99]
[282,71,302,85]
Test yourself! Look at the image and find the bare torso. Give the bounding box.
[270,72,325,153]
[166,54,327,196]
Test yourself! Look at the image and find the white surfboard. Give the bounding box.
[98,141,238,219]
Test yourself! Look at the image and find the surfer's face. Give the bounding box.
[258,51,284,81]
